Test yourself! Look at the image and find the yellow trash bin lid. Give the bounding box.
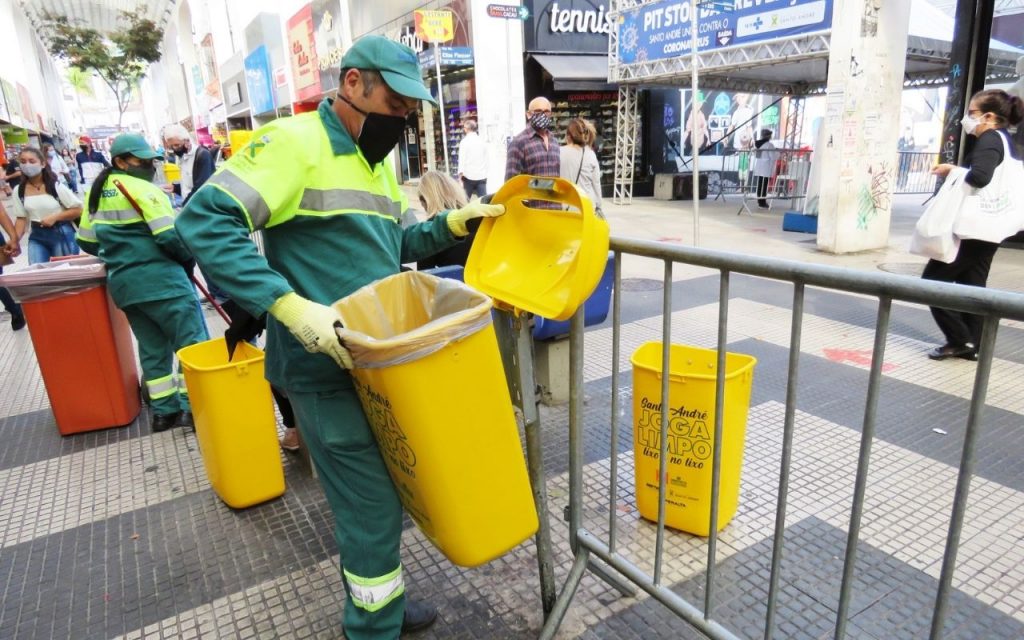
[163,162,181,183]
[465,175,610,321]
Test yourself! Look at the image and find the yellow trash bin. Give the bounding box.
[178,338,285,509]
[631,342,757,535]
[334,271,538,567]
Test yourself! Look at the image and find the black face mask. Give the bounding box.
[124,161,156,183]
[80,145,88,152]
[173,145,188,158]
[339,95,409,166]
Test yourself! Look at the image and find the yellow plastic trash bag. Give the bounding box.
[333,271,538,567]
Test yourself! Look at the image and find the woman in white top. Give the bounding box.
[560,118,603,215]
[43,143,71,186]
[11,147,83,264]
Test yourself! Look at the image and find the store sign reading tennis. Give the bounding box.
[637,397,712,467]
[547,2,614,35]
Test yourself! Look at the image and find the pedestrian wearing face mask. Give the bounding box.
[162,124,215,207]
[176,35,503,639]
[505,97,562,208]
[75,133,208,433]
[925,89,1024,361]
[10,147,83,264]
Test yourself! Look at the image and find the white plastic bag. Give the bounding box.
[909,168,965,263]
[953,131,1024,243]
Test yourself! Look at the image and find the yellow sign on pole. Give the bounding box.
[414,9,454,43]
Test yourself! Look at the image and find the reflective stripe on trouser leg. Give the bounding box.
[343,565,405,612]
[287,388,405,639]
[146,374,176,399]
[122,296,209,416]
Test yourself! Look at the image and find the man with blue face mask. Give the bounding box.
[176,35,504,639]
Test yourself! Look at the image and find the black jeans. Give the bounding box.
[921,239,1000,347]
[462,177,487,200]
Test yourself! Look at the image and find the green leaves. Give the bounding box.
[41,9,164,127]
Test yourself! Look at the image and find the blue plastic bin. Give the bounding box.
[424,253,615,340]
[532,252,614,340]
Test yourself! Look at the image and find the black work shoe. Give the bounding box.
[152,412,181,433]
[11,314,26,331]
[401,599,438,634]
[176,411,194,430]
[927,344,974,361]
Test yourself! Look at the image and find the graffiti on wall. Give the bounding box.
[857,161,892,230]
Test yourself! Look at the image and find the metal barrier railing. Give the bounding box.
[700,150,938,213]
[538,236,1024,640]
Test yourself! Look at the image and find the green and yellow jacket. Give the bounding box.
[77,172,194,309]
[176,98,459,392]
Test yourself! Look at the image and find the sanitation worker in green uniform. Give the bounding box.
[76,133,208,433]
[176,36,504,639]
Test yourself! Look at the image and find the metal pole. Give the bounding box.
[690,0,700,247]
[764,283,805,639]
[704,270,729,619]
[654,259,673,585]
[929,316,998,639]
[434,42,450,174]
[833,297,892,639]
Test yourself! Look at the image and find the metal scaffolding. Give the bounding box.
[612,85,640,205]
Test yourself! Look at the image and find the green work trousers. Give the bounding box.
[123,295,209,416]
[289,387,405,640]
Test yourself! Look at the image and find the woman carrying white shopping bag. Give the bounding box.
[925,89,1024,361]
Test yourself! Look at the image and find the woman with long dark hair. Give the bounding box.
[76,134,208,432]
[925,88,1024,360]
[10,147,82,264]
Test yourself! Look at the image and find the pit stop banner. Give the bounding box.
[616,0,834,65]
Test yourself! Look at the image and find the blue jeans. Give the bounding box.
[28,223,79,264]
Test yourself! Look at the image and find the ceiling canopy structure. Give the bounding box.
[607,0,1024,95]
[18,0,176,36]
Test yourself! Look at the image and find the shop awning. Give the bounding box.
[532,54,614,91]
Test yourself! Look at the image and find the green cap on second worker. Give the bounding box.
[110,133,160,160]
[341,35,437,106]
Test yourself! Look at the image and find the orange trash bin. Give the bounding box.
[0,259,141,435]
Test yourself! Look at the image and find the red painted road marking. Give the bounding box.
[822,348,897,373]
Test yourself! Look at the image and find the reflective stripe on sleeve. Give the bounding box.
[76,226,97,242]
[207,169,273,229]
[343,565,404,612]
[146,375,177,400]
[298,188,402,221]
[146,215,175,234]
[91,207,142,223]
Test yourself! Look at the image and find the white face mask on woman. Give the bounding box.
[21,164,43,178]
[960,114,980,135]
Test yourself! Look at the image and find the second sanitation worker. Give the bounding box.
[176,36,503,639]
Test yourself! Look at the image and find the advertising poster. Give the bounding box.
[245,45,276,115]
[201,34,223,103]
[289,4,321,101]
[617,0,834,65]
[313,0,347,95]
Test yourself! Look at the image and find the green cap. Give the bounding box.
[110,133,160,160]
[341,35,436,105]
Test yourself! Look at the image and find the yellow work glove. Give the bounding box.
[446,200,505,237]
[269,292,354,369]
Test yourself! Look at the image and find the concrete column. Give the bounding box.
[815,0,912,254]
[470,0,526,193]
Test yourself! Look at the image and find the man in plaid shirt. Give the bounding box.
[505,97,561,208]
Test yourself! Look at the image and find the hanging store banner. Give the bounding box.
[1,79,23,128]
[414,10,455,43]
[616,0,833,65]
[288,4,322,101]
[201,34,223,103]
[1,125,29,144]
[17,84,35,131]
[245,46,277,115]
[313,0,347,96]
